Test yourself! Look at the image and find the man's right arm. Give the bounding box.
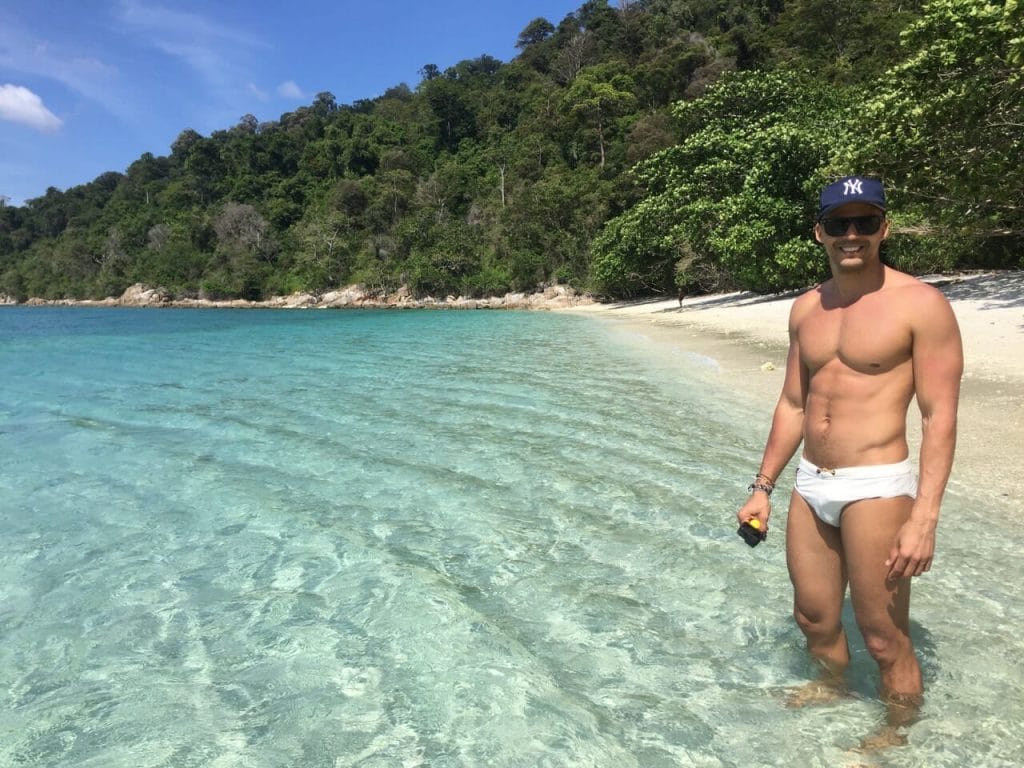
[737,305,808,530]
[760,332,808,482]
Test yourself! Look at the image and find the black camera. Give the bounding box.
[738,521,767,547]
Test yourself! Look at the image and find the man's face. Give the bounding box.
[814,202,889,272]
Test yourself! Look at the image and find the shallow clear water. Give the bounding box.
[0,307,1020,768]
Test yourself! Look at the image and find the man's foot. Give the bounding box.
[850,689,920,755]
[783,676,849,708]
[852,724,907,753]
[882,688,923,729]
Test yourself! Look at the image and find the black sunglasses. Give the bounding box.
[820,215,884,237]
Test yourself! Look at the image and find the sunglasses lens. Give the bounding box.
[822,216,882,236]
[822,219,847,236]
[856,216,882,235]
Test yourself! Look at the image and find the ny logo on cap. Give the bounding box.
[843,178,864,196]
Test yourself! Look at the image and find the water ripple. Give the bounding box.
[0,307,1021,767]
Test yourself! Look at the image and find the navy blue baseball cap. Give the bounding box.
[818,176,886,220]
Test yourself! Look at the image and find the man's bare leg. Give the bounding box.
[843,497,922,751]
[785,491,851,706]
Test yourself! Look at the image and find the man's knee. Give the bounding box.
[793,604,842,643]
[859,623,913,666]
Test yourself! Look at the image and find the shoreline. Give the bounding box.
[559,270,1024,508]
[0,283,592,312]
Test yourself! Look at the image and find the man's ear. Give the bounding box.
[813,223,824,244]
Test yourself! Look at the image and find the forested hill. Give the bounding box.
[1,0,1021,303]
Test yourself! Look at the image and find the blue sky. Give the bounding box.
[0,1,587,207]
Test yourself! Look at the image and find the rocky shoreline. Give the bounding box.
[0,283,595,311]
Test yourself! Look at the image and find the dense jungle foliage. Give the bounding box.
[1,0,1021,301]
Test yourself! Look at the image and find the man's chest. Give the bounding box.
[798,306,913,375]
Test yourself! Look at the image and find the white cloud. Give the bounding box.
[277,80,303,100]
[117,0,265,91]
[0,84,62,131]
[0,20,127,121]
[247,82,269,102]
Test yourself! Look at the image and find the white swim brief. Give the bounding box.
[794,458,918,527]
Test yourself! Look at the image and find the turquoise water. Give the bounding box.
[0,307,1021,768]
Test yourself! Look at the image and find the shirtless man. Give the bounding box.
[737,176,963,747]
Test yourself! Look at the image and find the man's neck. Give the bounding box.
[829,263,887,306]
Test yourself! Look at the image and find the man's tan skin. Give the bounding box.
[737,197,963,749]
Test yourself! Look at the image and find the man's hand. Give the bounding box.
[885,516,937,579]
[737,492,772,534]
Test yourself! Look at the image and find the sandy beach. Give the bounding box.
[562,270,1024,508]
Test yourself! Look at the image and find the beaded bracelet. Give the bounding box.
[748,482,774,496]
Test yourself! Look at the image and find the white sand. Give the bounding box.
[561,271,1024,507]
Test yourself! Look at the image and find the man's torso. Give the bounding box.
[795,275,920,468]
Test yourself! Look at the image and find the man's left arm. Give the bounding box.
[887,287,964,580]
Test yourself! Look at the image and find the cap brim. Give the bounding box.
[818,202,886,220]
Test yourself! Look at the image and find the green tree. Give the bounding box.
[763,0,922,84]
[517,17,556,50]
[290,207,357,290]
[842,0,1024,266]
[205,202,275,299]
[421,77,477,152]
[591,69,846,295]
[561,64,637,168]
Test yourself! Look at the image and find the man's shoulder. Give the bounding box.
[791,282,829,311]
[792,283,825,308]
[884,272,959,337]
[788,284,824,330]
[886,270,952,307]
